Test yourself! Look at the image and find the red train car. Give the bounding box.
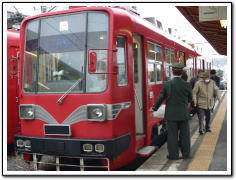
[7,29,20,153]
[14,6,199,170]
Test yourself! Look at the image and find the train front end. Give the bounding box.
[15,8,134,170]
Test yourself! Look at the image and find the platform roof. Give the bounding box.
[176,6,227,56]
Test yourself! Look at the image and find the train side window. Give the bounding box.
[156,64,162,82]
[165,48,172,81]
[155,45,162,82]
[148,63,156,84]
[170,48,175,63]
[147,43,156,84]
[186,56,194,79]
[165,48,171,64]
[116,36,127,86]
[179,51,185,65]
[147,42,163,84]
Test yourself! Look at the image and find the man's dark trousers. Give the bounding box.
[197,108,211,132]
[167,120,190,159]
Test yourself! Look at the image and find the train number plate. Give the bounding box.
[44,124,71,136]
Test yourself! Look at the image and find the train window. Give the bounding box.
[165,48,174,81]
[170,48,175,63]
[86,12,108,92]
[186,56,194,78]
[156,45,162,63]
[148,63,155,84]
[23,20,39,92]
[165,65,172,81]
[156,64,162,81]
[23,12,109,94]
[38,13,87,93]
[179,51,185,64]
[148,43,155,61]
[165,48,171,64]
[148,42,163,84]
[116,36,127,86]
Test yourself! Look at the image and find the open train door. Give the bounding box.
[132,34,144,137]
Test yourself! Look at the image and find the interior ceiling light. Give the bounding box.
[220,20,227,28]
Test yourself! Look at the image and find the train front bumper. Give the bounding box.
[14,133,131,158]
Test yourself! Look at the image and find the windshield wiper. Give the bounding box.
[57,78,82,104]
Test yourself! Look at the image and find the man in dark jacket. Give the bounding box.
[152,63,192,160]
[210,69,220,88]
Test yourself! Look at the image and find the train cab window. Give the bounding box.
[147,42,163,84]
[23,20,39,92]
[23,12,109,94]
[116,36,127,86]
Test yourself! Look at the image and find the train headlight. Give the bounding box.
[24,140,31,148]
[87,105,106,121]
[19,105,35,120]
[83,144,93,152]
[16,139,24,148]
[95,144,105,153]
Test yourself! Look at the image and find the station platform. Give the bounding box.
[137,90,228,172]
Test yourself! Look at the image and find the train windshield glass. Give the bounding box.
[23,12,109,94]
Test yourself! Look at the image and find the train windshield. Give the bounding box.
[23,12,109,94]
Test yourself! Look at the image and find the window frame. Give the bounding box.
[23,11,110,94]
[116,36,128,86]
[147,41,163,85]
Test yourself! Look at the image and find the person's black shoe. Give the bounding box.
[206,129,211,132]
[199,131,204,135]
[166,155,182,160]
[183,157,190,160]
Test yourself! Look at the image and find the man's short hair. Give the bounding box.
[210,69,216,75]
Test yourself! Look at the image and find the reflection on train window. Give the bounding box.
[86,49,108,92]
[165,65,172,81]
[186,56,194,79]
[148,63,155,84]
[156,64,162,81]
[117,36,127,86]
[148,42,163,84]
[165,47,175,81]
[86,12,108,92]
[179,51,185,64]
[170,48,175,63]
[165,48,171,64]
[23,11,109,93]
[23,20,39,92]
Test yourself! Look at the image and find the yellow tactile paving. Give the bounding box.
[187,94,227,171]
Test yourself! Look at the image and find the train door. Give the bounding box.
[7,44,20,147]
[132,34,144,136]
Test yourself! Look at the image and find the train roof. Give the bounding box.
[113,7,199,55]
[21,6,199,56]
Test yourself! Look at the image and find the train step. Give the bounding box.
[137,146,157,157]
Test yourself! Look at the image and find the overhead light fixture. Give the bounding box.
[220,20,227,28]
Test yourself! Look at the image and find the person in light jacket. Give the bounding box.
[192,72,220,135]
